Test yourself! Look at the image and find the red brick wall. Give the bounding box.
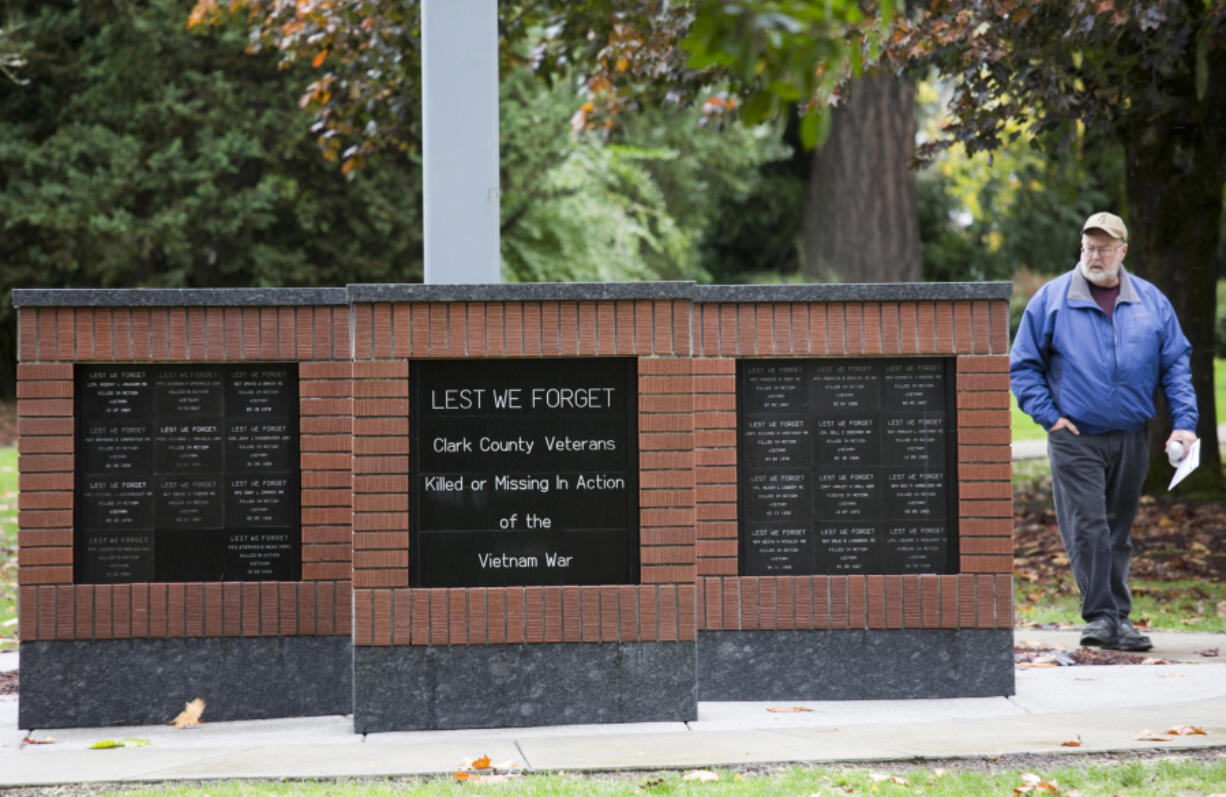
[16,294,1013,646]
[693,299,1013,632]
[16,306,353,641]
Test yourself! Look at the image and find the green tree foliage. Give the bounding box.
[916,84,1125,286]
[891,0,1226,493]
[0,0,424,396]
[499,68,796,284]
[2,1,798,397]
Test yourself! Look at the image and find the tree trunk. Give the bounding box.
[800,74,920,283]
[1123,124,1224,495]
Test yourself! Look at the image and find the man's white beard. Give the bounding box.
[1079,258,1121,287]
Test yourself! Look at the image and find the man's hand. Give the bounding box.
[1166,429,1197,454]
[1050,417,1080,435]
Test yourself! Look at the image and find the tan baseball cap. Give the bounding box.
[1083,211,1128,242]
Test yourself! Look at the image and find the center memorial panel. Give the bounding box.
[74,363,301,584]
[410,358,639,588]
[737,358,958,576]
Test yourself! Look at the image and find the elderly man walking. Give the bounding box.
[1010,212,1199,652]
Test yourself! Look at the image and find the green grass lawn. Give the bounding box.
[1017,577,1226,633]
[99,758,1226,797]
[0,446,16,651]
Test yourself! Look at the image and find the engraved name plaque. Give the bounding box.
[738,359,957,576]
[75,364,300,583]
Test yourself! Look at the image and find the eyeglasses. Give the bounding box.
[1081,244,1122,257]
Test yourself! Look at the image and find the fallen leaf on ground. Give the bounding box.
[682,769,719,782]
[767,706,813,713]
[1157,672,1187,678]
[1135,728,1171,741]
[454,754,519,783]
[1198,648,1219,657]
[1015,772,1061,794]
[89,739,124,749]
[1061,735,1082,747]
[21,736,54,745]
[1140,657,1172,665]
[168,698,206,728]
[1166,725,1207,736]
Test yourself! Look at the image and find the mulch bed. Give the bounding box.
[0,669,17,695]
[1014,469,1226,583]
[1013,644,1157,667]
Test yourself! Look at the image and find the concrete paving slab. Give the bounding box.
[516,728,911,770]
[692,696,1024,730]
[1010,664,1226,714]
[1013,629,1226,664]
[1,747,236,786]
[1013,438,1048,460]
[11,713,361,751]
[145,740,526,781]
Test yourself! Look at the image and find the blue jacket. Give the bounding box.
[1010,265,1197,436]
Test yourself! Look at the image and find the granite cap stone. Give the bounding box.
[346,282,696,303]
[12,287,349,307]
[693,282,1012,303]
[13,281,1013,308]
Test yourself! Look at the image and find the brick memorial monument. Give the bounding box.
[13,281,1013,730]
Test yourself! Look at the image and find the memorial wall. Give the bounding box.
[14,282,1015,731]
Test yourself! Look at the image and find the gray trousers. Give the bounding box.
[1047,428,1149,623]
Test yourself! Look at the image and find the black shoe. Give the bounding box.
[1080,617,1117,647]
[1107,619,1153,652]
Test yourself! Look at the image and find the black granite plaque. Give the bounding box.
[154,423,224,472]
[411,358,638,587]
[742,525,812,574]
[155,476,224,528]
[79,367,154,418]
[75,364,300,583]
[154,368,224,418]
[80,423,153,474]
[76,530,155,583]
[738,358,957,576]
[225,530,298,580]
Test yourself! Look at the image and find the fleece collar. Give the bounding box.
[1067,263,1140,305]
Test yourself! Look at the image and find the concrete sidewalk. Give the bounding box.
[1,630,1224,787]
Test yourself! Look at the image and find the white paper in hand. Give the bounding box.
[1168,438,1200,491]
